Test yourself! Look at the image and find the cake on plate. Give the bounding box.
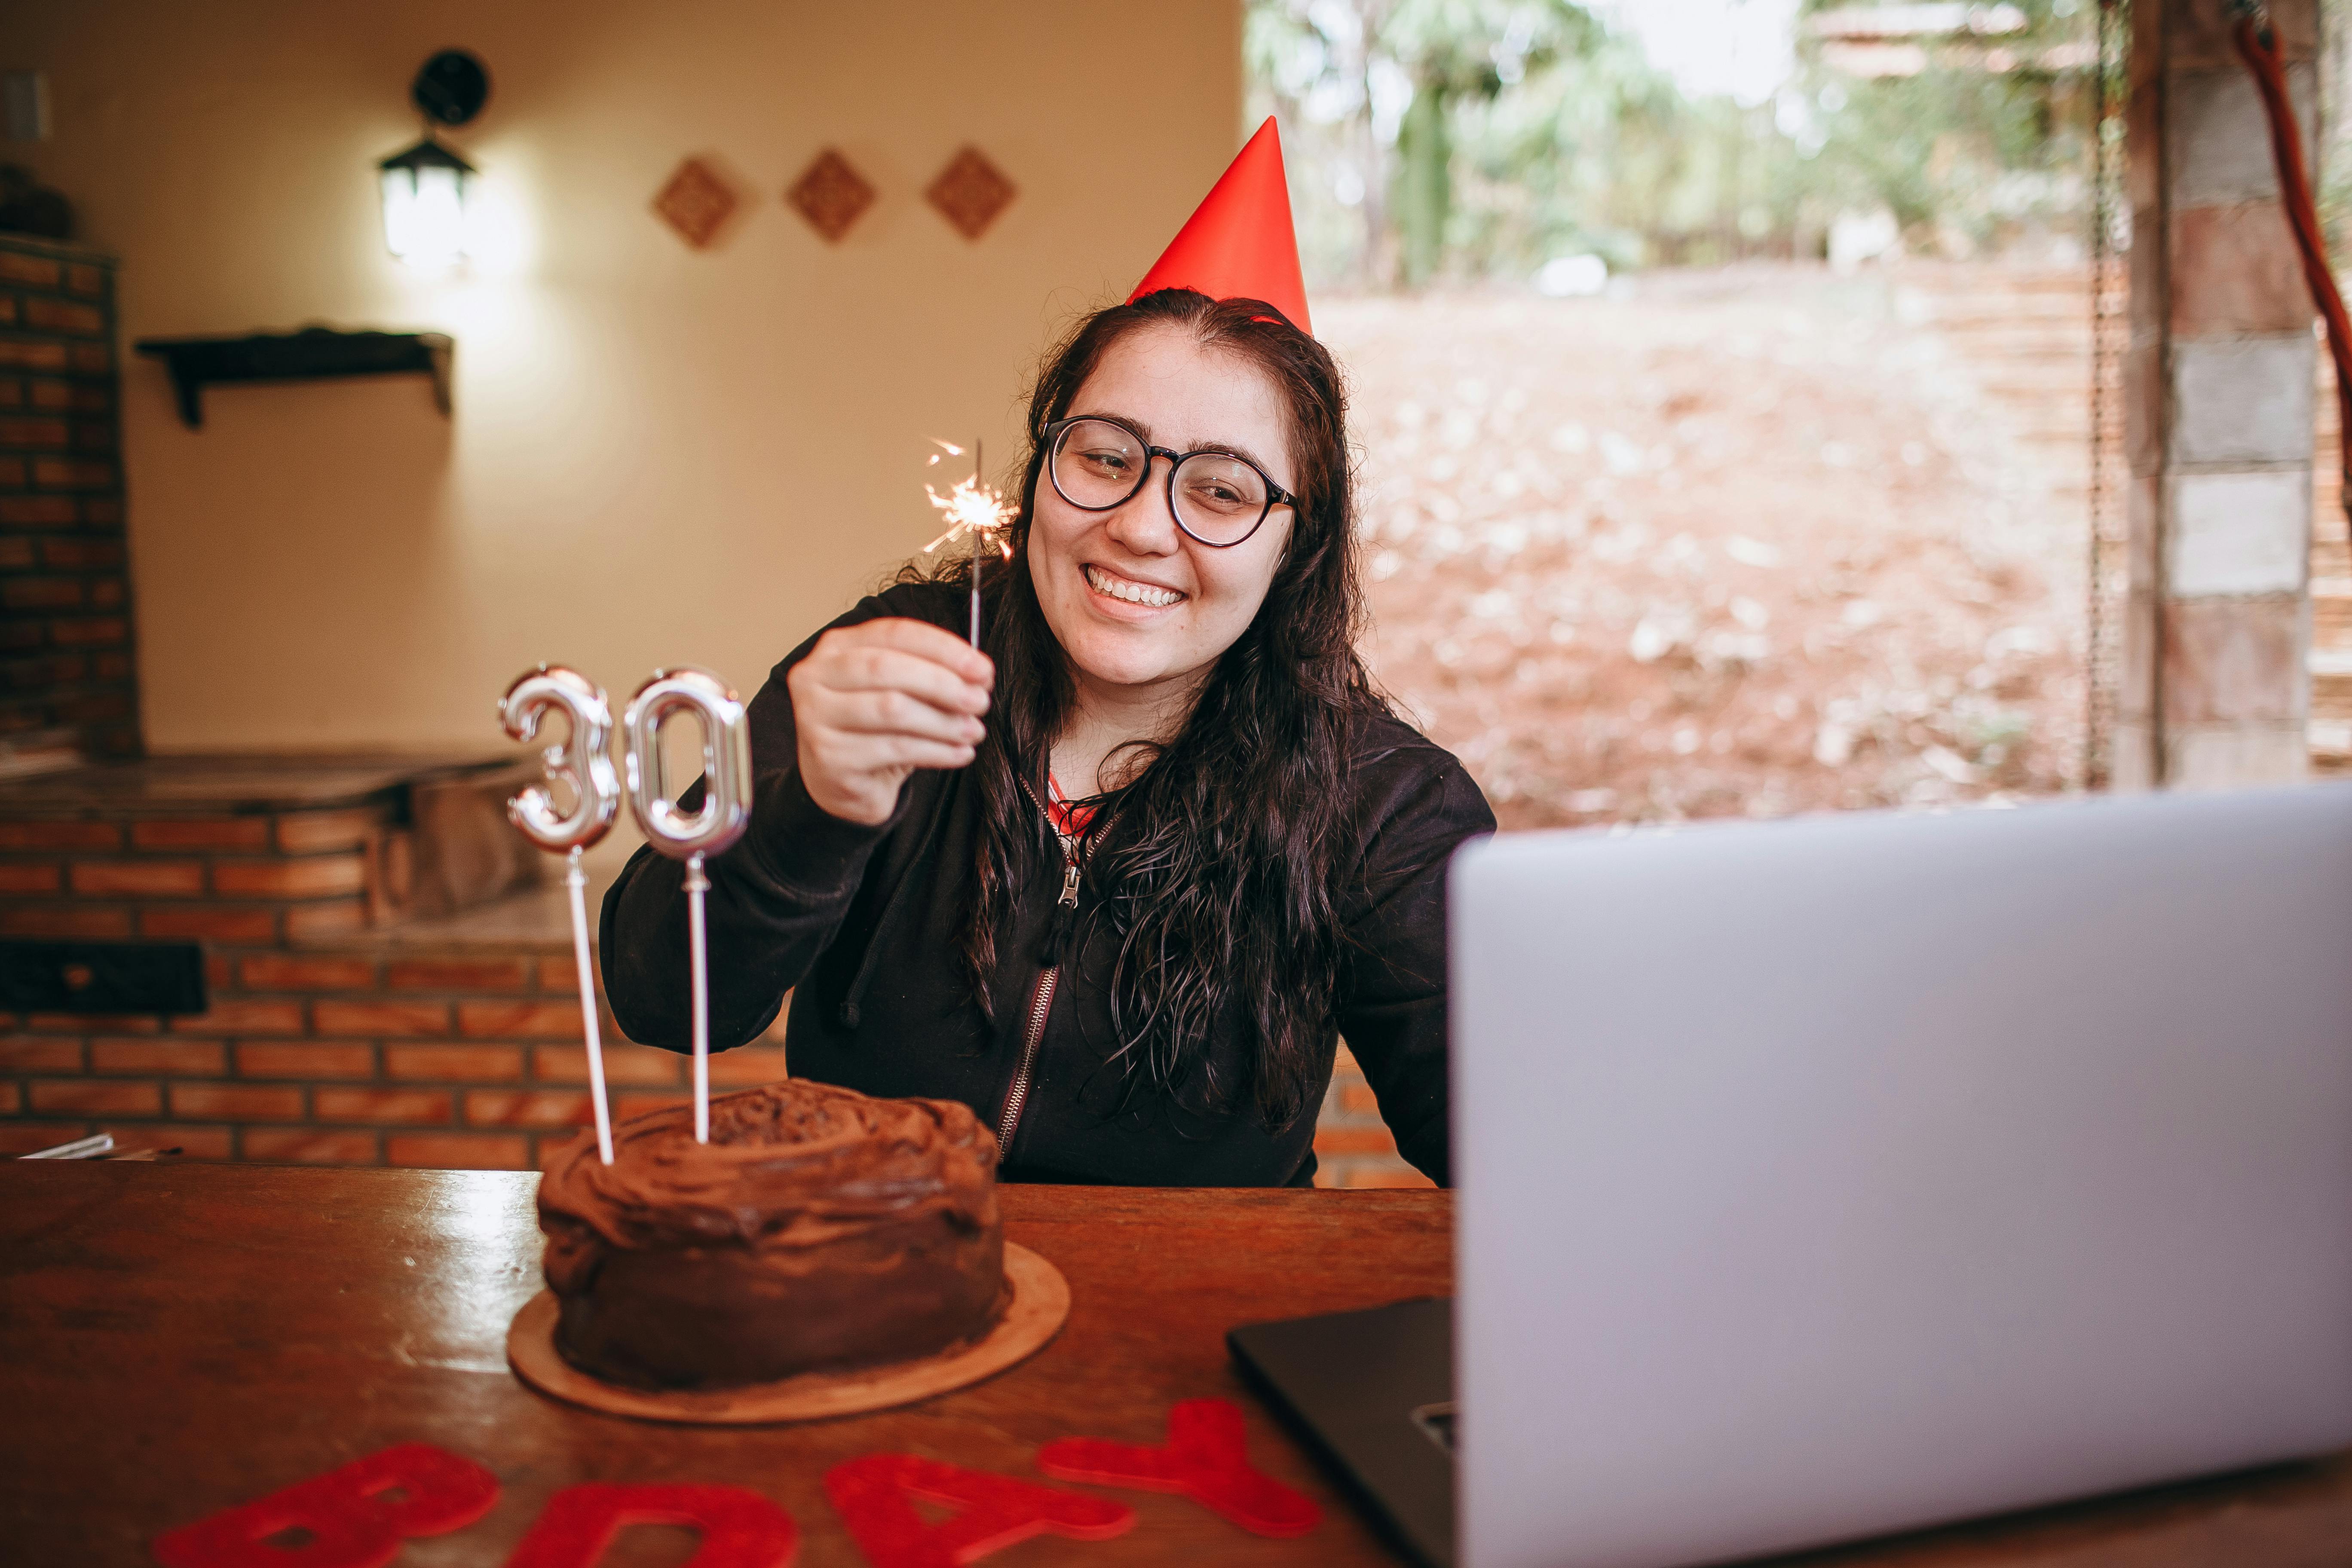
[536,1078,1005,1390]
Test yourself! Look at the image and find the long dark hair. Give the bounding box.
[931,288,1379,1129]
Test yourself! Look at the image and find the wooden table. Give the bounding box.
[3,1163,2349,1567]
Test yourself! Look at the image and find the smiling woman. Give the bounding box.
[599,129,1494,1188]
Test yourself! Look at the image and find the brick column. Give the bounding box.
[2120,0,2318,788]
[0,236,134,765]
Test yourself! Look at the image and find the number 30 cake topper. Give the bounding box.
[500,663,754,1158]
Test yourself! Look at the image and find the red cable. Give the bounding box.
[2231,15,2352,531]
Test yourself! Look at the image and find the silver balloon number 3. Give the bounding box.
[499,667,622,1165]
[623,668,754,1144]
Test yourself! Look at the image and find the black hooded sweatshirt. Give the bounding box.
[599,581,1495,1187]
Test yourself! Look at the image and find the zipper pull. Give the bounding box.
[1043,846,1081,967]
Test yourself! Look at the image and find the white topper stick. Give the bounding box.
[622,668,753,1143]
[499,666,622,1164]
[969,440,985,646]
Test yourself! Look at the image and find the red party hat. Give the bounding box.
[1127,117,1311,336]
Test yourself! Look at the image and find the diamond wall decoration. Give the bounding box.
[652,157,738,250]
[925,147,1016,241]
[786,149,876,245]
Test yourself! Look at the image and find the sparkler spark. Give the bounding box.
[921,472,1016,559]
[922,438,1013,649]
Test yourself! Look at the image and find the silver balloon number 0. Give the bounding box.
[499,667,622,1165]
[623,668,754,1144]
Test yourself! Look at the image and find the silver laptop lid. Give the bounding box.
[1452,784,2352,1568]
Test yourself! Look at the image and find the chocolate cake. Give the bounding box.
[536,1078,1005,1390]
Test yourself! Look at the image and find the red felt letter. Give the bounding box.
[503,1483,798,1568]
[1037,1397,1321,1537]
[152,1441,500,1568]
[823,1455,1133,1568]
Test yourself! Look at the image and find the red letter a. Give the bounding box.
[504,1483,798,1568]
[153,1442,500,1568]
[1038,1397,1321,1537]
[823,1455,1133,1568]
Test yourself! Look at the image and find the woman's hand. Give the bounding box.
[787,618,995,826]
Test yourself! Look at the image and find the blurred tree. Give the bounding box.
[1247,0,2097,287]
[1396,77,1453,283]
[1247,0,1594,286]
[1385,0,1596,281]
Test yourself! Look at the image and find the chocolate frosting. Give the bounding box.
[537,1078,1004,1390]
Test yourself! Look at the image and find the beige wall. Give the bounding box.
[0,0,1242,752]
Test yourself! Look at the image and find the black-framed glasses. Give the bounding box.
[1042,416,1296,548]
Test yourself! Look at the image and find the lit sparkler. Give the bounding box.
[922,438,1015,646]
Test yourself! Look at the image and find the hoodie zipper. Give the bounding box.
[998,775,1099,1155]
[997,845,1080,1151]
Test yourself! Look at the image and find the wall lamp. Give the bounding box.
[378,50,490,267]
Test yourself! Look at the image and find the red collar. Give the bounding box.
[1044,774,1099,841]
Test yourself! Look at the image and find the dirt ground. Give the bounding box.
[1323,265,2088,830]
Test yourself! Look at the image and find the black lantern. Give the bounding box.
[377,50,490,266]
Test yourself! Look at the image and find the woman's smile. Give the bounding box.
[1082,562,1187,612]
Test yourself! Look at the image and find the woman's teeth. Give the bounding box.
[1084,565,1183,608]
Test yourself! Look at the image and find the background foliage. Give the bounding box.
[1244,0,2101,289]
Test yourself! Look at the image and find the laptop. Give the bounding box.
[1231,782,2352,1568]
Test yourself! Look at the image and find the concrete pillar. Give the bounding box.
[2121,0,2317,788]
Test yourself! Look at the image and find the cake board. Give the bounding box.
[506,1242,1069,1425]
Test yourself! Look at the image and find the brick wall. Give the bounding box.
[0,797,775,1168]
[0,937,787,1169]
[1311,1045,1436,1189]
[0,236,134,765]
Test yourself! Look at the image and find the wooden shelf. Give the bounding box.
[133,327,453,429]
